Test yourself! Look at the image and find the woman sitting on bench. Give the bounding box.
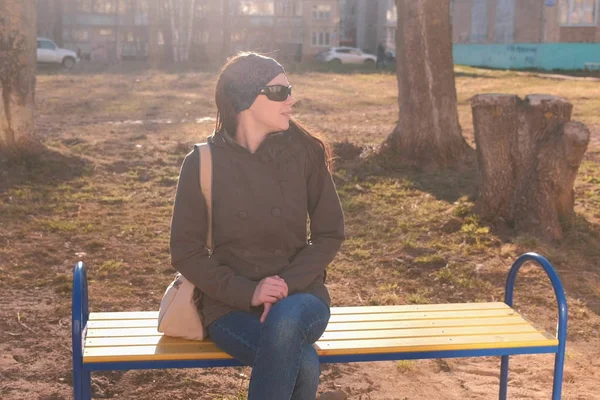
[169,52,345,400]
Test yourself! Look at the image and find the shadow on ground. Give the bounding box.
[0,147,94,193]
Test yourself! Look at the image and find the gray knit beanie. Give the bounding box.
[220,53,286,113]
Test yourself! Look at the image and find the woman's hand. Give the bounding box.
[251,276,288,322]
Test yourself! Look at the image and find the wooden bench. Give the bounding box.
[72,252,567,400]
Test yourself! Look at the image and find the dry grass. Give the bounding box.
[0,64,599,399]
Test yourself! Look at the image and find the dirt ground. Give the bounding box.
[1,63,599,399]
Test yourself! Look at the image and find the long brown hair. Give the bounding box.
[214,53,333,171]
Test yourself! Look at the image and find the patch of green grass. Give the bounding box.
[396,360,416,373]
[432,263,494,293]
[461,215,490,235]
[515,235,539,249]
[98,195,128,205]
[349,248,372,260]
[407,288,432,304]
[53,274,72,295]
[98,260,125,275]
[379,282,399,292]
[41,219,78,233]
[158,176,178,187]
[453,202,472,218]
[402,235,418,251]
[414,253,446,266]
[433,266,454,283]
[8,187,33,199]
[340,195,370,213]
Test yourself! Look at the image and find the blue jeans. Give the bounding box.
[207,293,330,400]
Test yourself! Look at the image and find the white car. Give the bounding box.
[315,47,377,65]
[37,38,79,69]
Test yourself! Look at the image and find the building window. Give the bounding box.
[194,30,209,44]
[239,0,274,16]
[93,0,117,14]
[559,0,599,26]
[99,29,114,37]
[312,4,331,20]
[495,0,515,43]
[386,0,397,23]
[312,30,331,47]
[386,27,396,48]
[278,0,298,16]
[470,0,489,43]
[75,0,92,12]
[71,28,90,42]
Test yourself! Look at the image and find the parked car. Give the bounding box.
[315,47,377,65]
[36,38,79,69]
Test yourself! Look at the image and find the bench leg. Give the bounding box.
[552,343,566,400]
[74,366,92,400]
[82,369,92,400]
[73,262,92,400]
[499,355,509,400]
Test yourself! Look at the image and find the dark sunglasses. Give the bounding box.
[258,85,292,102]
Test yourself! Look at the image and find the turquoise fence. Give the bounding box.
[453,43,600,71]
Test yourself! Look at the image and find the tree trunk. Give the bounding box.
[115,0,122,61]
[472,94,590,241]
[167,0,179,62]
[0,0,42,159]
[52,0,64,47]
[222,0,231,63]
[183,0,196,62]
[382,0,471,169]
[147,0,161,67]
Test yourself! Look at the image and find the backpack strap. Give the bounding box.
[197,143,213,254]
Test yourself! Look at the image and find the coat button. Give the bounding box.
[238,210,248,219]
[271,207,281,218]
[273,249,283,256]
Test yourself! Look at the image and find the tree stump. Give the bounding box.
[471,94,590,241]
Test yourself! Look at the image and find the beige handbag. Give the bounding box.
[157,143,213,340]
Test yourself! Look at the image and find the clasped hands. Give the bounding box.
[251,275,288,323]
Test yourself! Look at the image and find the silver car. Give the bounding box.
[37,38,79,69]
[315,47,377,65]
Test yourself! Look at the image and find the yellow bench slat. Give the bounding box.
[326,302,510,315]
[87,302,511,321]
[83,331,556,363]
[319,324,541,341]
[314,332,558,356]
[324,316,528,332]
[85,324,542,348]
[86,316,530,338]
[326,309,516,323]
[84,343,233,363]
[86,309,517,329]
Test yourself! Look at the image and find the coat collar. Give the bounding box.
[208,129,288,156]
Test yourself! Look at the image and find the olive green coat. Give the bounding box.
[169,130,345,327]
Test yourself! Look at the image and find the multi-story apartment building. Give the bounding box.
[36,0,339,63]
[216,0,339,61]
[36,0,150,61]
[450,0,600,70]
[339,0,395,54]
[37,1,599,69]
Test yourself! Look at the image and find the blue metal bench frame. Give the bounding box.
[72,252,568,400]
